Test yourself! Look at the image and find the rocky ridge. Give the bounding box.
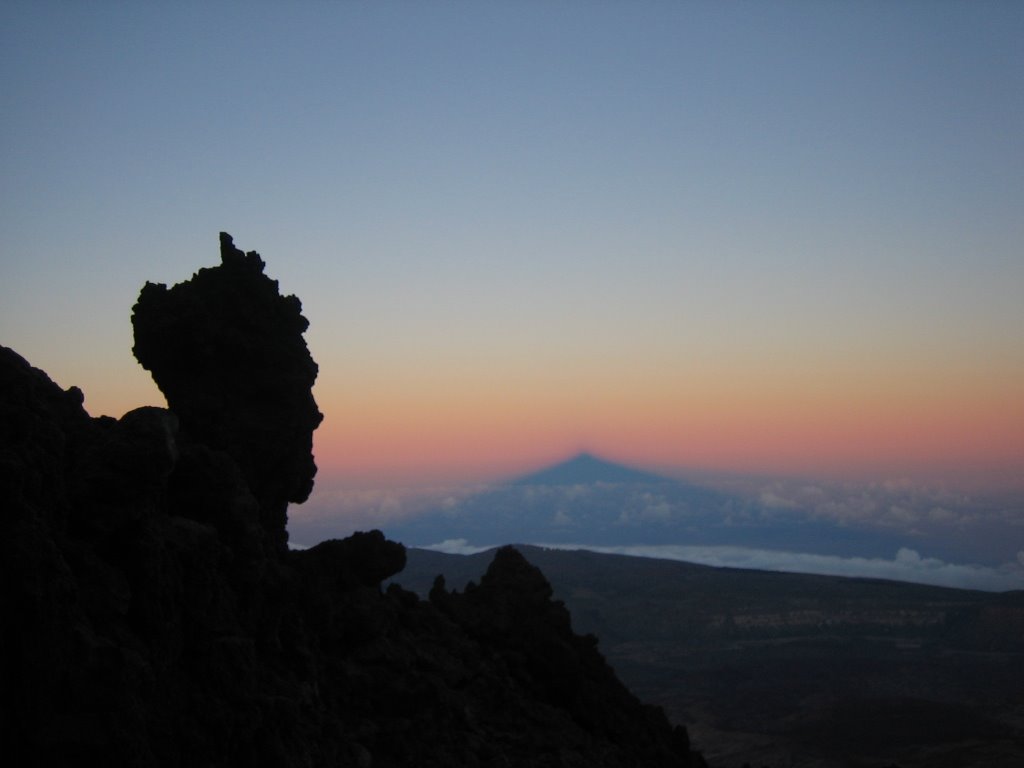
[0,234,701,767]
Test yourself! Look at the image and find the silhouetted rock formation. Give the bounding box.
[430,546,694,764]
[0,234,702,767]
[132,232,322,550]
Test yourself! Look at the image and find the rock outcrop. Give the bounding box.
[0,234,702,767]
[132,233,322,550]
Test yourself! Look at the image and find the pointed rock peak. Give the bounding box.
[219,231,265,272]
[480,545,554,601]
[513,452,670,486]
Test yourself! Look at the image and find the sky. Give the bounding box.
[3,2,1023,507]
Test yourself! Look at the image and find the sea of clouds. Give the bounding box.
[291,473,1023,591]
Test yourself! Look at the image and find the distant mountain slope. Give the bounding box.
[513,452,672,486]
[394,545,1024,768]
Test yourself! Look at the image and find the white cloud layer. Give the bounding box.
[422,538,495,556]
[293,483,491,527]
[737,477,1020,531]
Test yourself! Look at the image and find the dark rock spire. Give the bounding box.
[131,233,322,549]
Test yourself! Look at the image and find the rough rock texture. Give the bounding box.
[1,234,703,767]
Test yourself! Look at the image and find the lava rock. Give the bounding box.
[131,232,322,550]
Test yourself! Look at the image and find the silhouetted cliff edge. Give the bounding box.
[0,234,701,767]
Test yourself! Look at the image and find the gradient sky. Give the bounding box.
[3,2,1023,493]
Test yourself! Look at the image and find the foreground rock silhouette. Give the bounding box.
[132,233,323,552]
[0,234,702,767]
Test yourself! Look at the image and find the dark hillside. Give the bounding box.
[0,234,701,768]
[397,546,1024,768]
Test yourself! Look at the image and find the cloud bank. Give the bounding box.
[296,470,1024,587]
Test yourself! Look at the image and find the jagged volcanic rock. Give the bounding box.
[430,546,695,765]
[1,234,703,767]
[131,233,322,550]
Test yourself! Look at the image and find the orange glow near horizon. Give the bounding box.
[310,353,1024,490]
[35,309,1021,494]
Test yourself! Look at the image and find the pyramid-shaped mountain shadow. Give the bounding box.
[383,452,758,549]
[512,451,673,486]
[382,453,910,558]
